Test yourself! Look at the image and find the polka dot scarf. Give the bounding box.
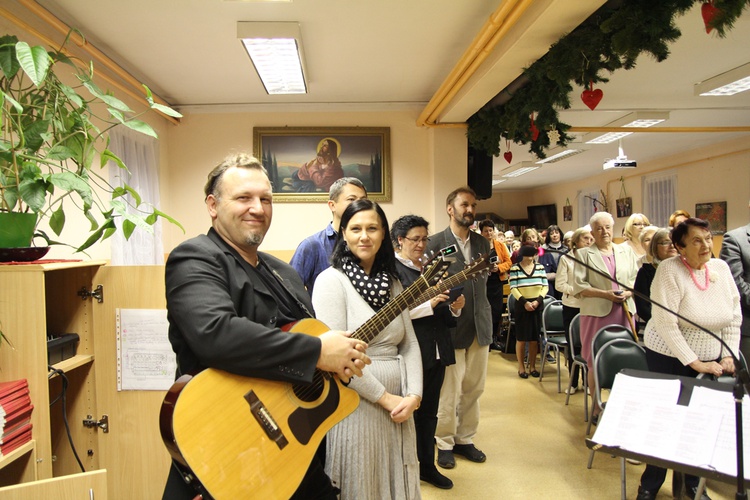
[341,257,391,311]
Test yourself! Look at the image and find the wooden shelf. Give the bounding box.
[0,441,35,472]
[49,355,94,376]
[0,260,107,273]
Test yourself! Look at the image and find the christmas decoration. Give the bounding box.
[466,0,748,159]
[701,2,721,33]
[547,129,561,144]
[529,113,540,141]
[503,151,513,164]
[581,81,604,110]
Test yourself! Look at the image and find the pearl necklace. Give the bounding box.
[680,256,710,291]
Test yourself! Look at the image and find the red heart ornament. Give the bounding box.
[581,88,604,110]
[503,151,513,164]
[701,2,720,34]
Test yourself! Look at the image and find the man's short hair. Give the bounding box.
[329,177,367,201]
[204,153,267,200]
[446,186,477,206]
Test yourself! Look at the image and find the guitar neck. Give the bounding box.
[415,269,472,304]
[350,274,431,344]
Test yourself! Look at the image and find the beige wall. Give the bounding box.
[477,136,750,240]
[162,111,469,253]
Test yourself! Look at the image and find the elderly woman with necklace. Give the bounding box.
[573,212,640,421]
[636,218,741,500]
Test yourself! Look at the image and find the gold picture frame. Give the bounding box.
[253,127,391,202]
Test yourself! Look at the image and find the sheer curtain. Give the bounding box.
[577,188,601,227]
[642,172,676,227]
[107,128,164,265]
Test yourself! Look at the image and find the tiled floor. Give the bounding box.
[421,349,737,500]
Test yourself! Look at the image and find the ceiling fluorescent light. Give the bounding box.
[492,179,507,185]
[536,148,586,164]
[585,111,669,144]
[238,22,307,94]
[695,62,750,96]
[501,161,539,178]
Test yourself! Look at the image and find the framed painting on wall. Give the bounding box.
[253,127,391,202]
[695,201,727,235]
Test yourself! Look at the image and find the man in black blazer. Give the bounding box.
[427,186,493,470]
[720,214,750,363]
[162,153,370,500]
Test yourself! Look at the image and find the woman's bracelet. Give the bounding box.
[406,393,421,409]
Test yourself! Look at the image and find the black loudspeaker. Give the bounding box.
[467,146,493,200]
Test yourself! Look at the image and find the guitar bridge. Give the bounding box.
[245,390,288,450]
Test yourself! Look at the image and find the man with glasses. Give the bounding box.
[291,177,367,295]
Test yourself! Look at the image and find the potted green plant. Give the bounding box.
[0,32,183,255]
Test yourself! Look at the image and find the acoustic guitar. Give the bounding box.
[159,251,487,499]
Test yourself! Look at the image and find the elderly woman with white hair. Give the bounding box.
[573,211,640,422]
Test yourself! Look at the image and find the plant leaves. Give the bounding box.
[76,219,116,252]
[0,36,19,80]
[122,219,136,240]
[150,102,183,118]
[58,83,84,108]
[18,178,47,211]
[48,171,94,211]
[121,119,157,138]
[151,208,185,232]
[22,119,51,152]
[100,149,128,171]
[50,204,66,236]
[15,42,50,87]
[46,145,75,161]
[1,91,23,113]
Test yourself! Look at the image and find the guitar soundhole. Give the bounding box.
[292,371,327,403]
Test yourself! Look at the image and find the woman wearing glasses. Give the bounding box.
[636,218,741,500]
[390,215,464,490]
[620,213,651,263]
[634,228,677,326]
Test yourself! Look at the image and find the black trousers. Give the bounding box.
[413,360,447,472]
[639,348,701,493]
[562,305,581,387]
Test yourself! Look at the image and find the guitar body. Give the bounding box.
[159,318,360,499]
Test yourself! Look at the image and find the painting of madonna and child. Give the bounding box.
[253,127,391,202]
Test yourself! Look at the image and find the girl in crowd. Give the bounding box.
[509,244,549,378]
[313,200,423,499]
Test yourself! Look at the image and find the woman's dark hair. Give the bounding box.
[390,214,429,248]
[544,224,561,245]
[670,217,710,249]
[331,199,397,277]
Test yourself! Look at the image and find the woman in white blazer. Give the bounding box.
[573,212,640,422]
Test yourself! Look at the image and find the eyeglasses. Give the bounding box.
[403,236,430,244]
[657,240,674,247]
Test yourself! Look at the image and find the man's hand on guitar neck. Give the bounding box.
[317,330,371,383]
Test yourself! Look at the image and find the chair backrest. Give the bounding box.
[507,293,516,317]
[593,338,648,394]
[542,300,564,339]
[591,324,634,361]
[568,313,582,357]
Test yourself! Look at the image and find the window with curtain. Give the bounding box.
[642,172,676,228]
[107,128,164,265]
[577,188,601,227]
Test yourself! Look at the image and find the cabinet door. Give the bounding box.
[0,470,107,499]
[92,266,171,499]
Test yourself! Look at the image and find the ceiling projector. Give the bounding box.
[603,145,637,170]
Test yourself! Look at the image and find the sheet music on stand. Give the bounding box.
[593,372,749,477]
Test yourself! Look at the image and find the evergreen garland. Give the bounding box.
[466,0,749,159]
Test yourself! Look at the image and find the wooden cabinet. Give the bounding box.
[0,262,171,498]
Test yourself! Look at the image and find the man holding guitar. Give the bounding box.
[161,153,371,499]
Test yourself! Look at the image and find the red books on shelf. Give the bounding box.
[0,379,33,457]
